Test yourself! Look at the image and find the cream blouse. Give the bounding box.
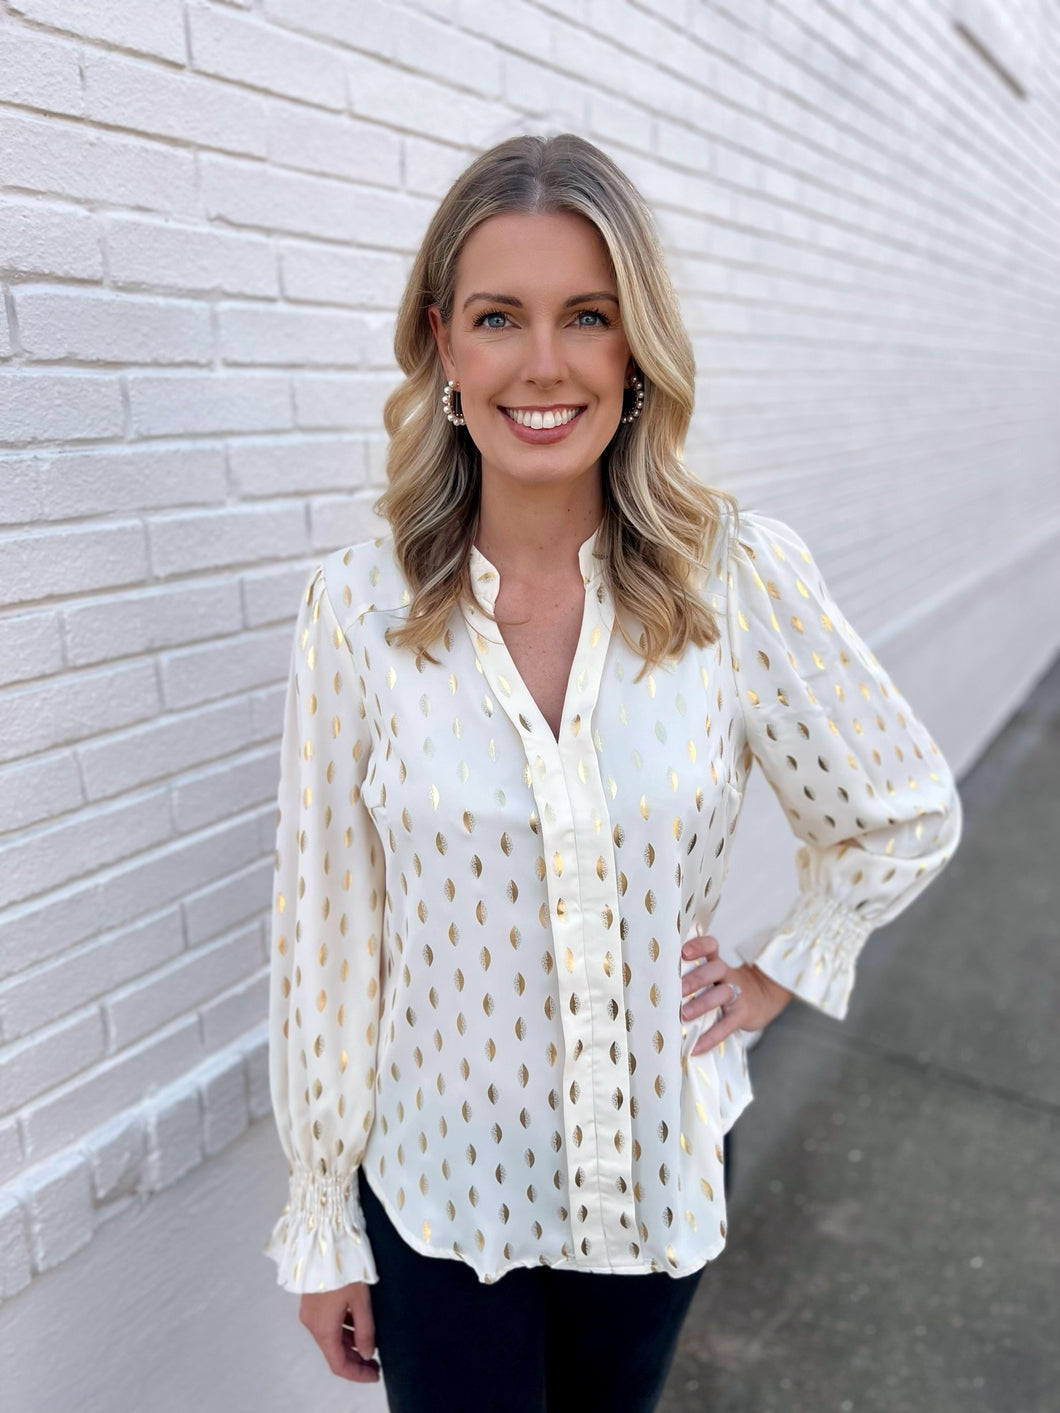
[264,506,962,1292]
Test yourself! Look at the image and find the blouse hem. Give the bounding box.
[361,1167,731,1284]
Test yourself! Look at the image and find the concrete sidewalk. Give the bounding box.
[659,655,1060,1413]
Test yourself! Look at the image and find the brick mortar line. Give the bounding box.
[4,7,191,73]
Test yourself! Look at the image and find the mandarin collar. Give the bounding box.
[468,523,603,613]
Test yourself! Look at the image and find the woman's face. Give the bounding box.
[429,210,633,496]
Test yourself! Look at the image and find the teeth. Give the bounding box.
[505,407,580,428]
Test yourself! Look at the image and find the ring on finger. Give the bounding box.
[725,980,741,1007]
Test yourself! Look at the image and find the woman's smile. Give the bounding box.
[499,404,586,442]
[502,405,583,428]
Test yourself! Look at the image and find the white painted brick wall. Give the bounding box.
[1,661,161,764]
[0,370,125,443]
[15,287,214,364]
[0,1189,32,1296]
[0,1009,106,1114]
[62,579,243,669]
[0,752,83,834]
[2,522,149,603]
[8,0,188,63]
[103,924,262,1051]
[39,445,229,519]
[0,200,103,280]
[0,909,185,1043]
[0,788,173,910]
[104,216,278,298]
[0,611,64,687]
[82,47,269,157]
[1,0,1058,1308]
[84,1110,144,1209]
[19,1148,93,1273]
[0,108,199,212]
[126,371,292,437]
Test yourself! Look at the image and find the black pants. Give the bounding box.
[358,1131,730,1413]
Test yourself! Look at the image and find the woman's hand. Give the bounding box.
[299,1282,380,1383]
[681,933,794,1056]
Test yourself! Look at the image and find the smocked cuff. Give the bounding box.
[746,892,874,1021]
[264,1165,378,1293]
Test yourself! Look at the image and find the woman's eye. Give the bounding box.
[476,311,509,329]
[574,310,610,327]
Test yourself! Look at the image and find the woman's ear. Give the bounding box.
[428,305,456,383]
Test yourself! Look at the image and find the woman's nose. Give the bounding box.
[522,328,565,386]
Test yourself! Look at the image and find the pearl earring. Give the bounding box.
[620,373,644,424]
[442,379,465,427]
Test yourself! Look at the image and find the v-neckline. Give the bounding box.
[463,528,614,750]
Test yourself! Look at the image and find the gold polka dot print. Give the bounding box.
[264,510,962,1292]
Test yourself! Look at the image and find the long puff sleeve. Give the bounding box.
[726,511,962,1020]
[264,565,384,1291]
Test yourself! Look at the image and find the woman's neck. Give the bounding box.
[473,471,604,585]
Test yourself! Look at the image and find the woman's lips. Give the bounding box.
[499,406,585,444]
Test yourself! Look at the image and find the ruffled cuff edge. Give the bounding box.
[264,1164,378,1292]
[746,892,874,1021]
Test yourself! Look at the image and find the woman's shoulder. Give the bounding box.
[315,530,409,626]
[692,498,794,588]
[688,501,824,625]
[718,502,819,574]
[720,500,801,546]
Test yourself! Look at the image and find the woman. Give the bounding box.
[264,134,962,1411]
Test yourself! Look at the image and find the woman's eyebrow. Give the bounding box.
[462,291,522,310]
[563,291,619,307]
[461,290,620,311]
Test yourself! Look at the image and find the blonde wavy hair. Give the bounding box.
[377,133,738,672]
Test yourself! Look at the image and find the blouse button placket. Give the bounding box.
[465,539,639,1268]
